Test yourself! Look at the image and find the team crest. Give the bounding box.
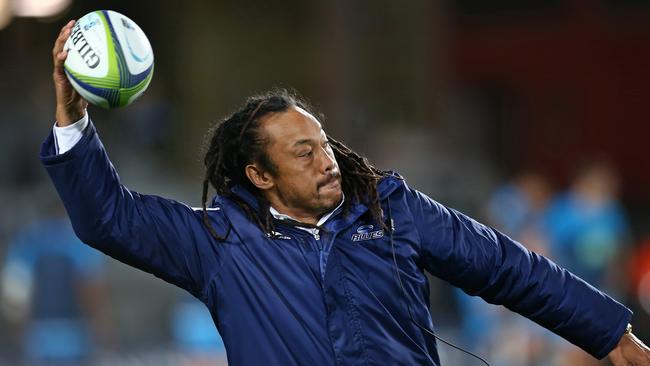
[351,224,384,242]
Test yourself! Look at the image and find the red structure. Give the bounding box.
[450,1,650,200]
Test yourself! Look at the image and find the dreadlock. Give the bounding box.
[201,89,391,241]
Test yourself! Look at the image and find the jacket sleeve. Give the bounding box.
[40,120,226,300]
[404,185,631,359]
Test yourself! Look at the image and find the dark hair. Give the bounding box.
[201,89,389,240]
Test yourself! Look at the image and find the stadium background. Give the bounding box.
[1,0,650,365]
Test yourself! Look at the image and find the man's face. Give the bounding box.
[251,106,343,220]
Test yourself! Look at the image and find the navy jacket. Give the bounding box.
[41,121,632,365]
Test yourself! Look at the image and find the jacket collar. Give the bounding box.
[323,171,404,233]
[377,171,404,200]
[210,183,260,211]
[210,172,404,231]
[269,193,346,227]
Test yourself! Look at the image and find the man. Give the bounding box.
[46,20,649,365]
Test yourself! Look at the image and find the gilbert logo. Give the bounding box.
[351,225,384,242]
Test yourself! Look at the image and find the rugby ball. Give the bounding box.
[63,10,154,109]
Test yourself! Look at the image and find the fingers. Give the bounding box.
[52,20,75,66]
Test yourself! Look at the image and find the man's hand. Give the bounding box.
[609,332,650,365]
[53,19,88,126]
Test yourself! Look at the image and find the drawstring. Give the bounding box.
[385,200,491,366]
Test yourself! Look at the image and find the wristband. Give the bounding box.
[624,323,633,335]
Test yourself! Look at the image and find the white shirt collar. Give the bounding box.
[269,193,345,227]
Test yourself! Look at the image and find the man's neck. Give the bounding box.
[269,195,345,226]
[269,207,319,225]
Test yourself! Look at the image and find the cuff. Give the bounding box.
[41,117,97,166]
[53,112,89,154]
[595,307,633,359]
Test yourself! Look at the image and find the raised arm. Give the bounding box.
[43,20,225,300]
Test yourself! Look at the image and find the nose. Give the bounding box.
[317,145,337,174]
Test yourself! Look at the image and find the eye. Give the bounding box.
[299,150,313,158]
[322,141,330,148]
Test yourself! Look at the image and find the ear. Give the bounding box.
[245,163,275,191]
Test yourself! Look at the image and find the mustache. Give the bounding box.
[317,171,341,188]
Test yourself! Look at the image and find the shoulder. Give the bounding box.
[377,171,429,203]
[378,172,452,220]
[188,203,230,228]
[377,172,430,216]
[377,171,408,199]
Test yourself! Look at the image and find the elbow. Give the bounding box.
[70,217,110,246]
[70,185,139,245]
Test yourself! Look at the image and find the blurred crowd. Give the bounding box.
[440,161,635,366]
[3,1,650,365]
